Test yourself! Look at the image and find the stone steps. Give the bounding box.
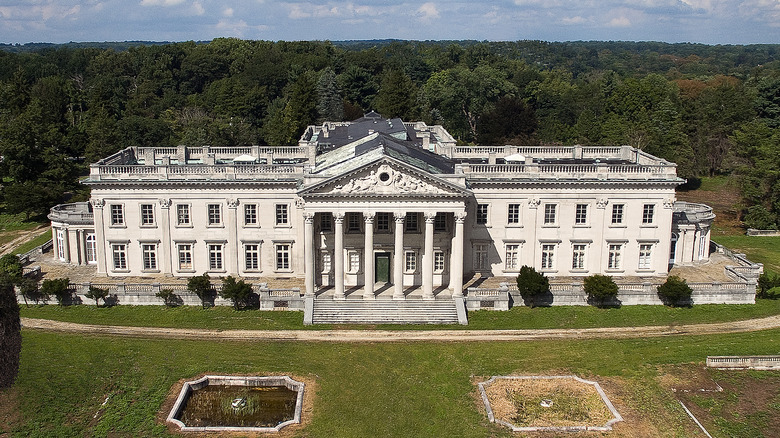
[311,299,460,324]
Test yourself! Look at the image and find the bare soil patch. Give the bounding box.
[157,373,317,438]
[0,387,21,437]
[676,179,743,235]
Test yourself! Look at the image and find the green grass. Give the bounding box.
[19,299,780,331]
[0,211,47,232]
[9,329,780,437]
[12,228,51,255]
[712,235,780,276]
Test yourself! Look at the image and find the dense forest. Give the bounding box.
[1,39,779,227]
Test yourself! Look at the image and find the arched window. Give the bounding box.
[85,233,97,264]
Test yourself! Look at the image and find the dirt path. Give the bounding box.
[0,225,49,257]
[20,314,780,342]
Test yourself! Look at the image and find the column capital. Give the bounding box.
[90,198,105,209]
[304,212,315,223]
[227,199,239,209]
[424,212,437,222]
[455,211,467,223]
[394,212,406,223]
[363,211,375,223]
[333,212,345,222]
[158,198,172,209]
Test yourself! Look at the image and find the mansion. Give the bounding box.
[49,112,714,299]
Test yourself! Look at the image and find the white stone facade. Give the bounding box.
[50,113,713,298]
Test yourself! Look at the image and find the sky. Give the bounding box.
[0,0,778,45]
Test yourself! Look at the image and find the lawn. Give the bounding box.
[6,329,780,437]
[19,299,780,331]
[712,235,780,276]
[12,228,51,255]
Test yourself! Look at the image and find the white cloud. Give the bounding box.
[140,0,186,6]
[417,2,439,21]
[223,7,234,17]
[608,16,632,26]
[191,1,205,15]
[562,15,587,24]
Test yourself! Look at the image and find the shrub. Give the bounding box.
[583,274,619,308]
[85,286,109,307]
[758,273,780,298]
[220,276,254,310]
[155,288,181,307]
[0,254,23,285]
[657,275,693,307]
[744,205,778,230]
[516,265,550,308]
[765,286,780,300]
[0,279,21,388]
[187,273,214,308]
[41,278,71,306]
[19,278,46,306]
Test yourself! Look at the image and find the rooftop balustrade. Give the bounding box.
[48,202,94,224]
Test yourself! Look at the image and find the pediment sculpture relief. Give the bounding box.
[332,168,446,195]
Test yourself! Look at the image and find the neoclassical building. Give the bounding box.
[49,112,713,299]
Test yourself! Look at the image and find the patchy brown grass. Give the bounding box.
[0,386,21,437]
[676,176,743,236]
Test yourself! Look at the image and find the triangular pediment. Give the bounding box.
[299,158,469,198]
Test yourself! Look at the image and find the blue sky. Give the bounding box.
[0,0,778,44]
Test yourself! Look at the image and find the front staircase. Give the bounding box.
[308,297,465,325]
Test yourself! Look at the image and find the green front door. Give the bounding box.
[375,253,390,283]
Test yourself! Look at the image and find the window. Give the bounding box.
[434,250,445,273]
[642,204,655,224]
[110,204,124,226]
[142,244,157,270]
[404,251,417,273]
[208,204,221,225]
[473,244,488,270]
[140,204,155,225]
[405,212,419,232]
[575,204,588,225]
[541,244,555,270]
[112,244,127,270]
[56,229,65,260]
[320,213,333,232]
[611,204,624,224]
[178,244,193,270]
[476,204,488,225]
[208,244,223,270]
[244,204,257,226]
[177,204,190,225]
[349,250,361,273]
[321,251,332,273]
[434,212,447,231]
[276,244,290,270]
[699,235,707,260]
[572,244,586,270]
[275,204,289,226]
[245,244,260,271]
[85,233,97,264]
[639,244,653,270]
[505,244,520,270]
[543,204,557,225]
[507,204,521,224]
[347,212,362,232]
[376,212,391,232]
[608,244,622,270]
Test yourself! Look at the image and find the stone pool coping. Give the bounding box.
[478,375,623,432]
[166,375,305,433]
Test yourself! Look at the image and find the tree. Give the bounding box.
[41,278,71,306]
[155,288,181,307]
[0,254,23,285]
[187,273,214,308]
[316,67,344,123]
[373,70,418,121]
[657,275,693,307]
[0,278,21,388]
[758,273,780,298]
[84,286,109,307]
[743,205,778,230]
[515,265,549,308]
[220,276,254,310]
[19,278,45,306]
[583,274,619,308]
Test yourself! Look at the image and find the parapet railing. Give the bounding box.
[707,356,780,369]
[457,163,677,179]
[90,163,306,181]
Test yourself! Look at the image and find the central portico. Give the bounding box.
[299,151,470,300]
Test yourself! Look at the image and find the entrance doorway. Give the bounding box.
[375,252,391,283]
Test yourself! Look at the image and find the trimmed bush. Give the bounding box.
[657,275,693,307]
[583,274,619,308]
[758,273,780,298]
[220,276,254,310]
[85,286,109,307]
[187,273,214,308]
[516,265,550,308]
[155,288,181,307]
[19,278,46,306]
[765,286,780,300]
[41,278,71,306]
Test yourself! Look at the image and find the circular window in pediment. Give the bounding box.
[379,172,390,182]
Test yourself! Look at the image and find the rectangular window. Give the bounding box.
[434,212,447,231]
[245,244,260,270]
[349,250,361,273]
[541,244,555,270]
[112,244,127,270]
[434,250,445,273]
[507,204,521,224]
[405,212,419,232]
[140,204,155,225]
[476,204,488,225]
[276,244,290,270]
[85,233,97,264]
[347,212,362,232]
[320,213,333,232]
[177,204,190,225]
[543,204,557,225]
[642,204,655,224]
[404,251,417,273]
[321,251,332,273]
[473,244,488,270]
[611,204,624,224]
[639,244,653,270]
[575,204,588,225]
[110,204,124,226]
[275,204,288,226]
[208,244,223,270]
[608,244,622,269]
[505,244,520,270]
[142,244,157,270]
[208,204,221,225]
[178,244,192,270]
[56,229,65,260]
[376,212,391,232]
[244,204,257,225]
[572,244,586,270]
